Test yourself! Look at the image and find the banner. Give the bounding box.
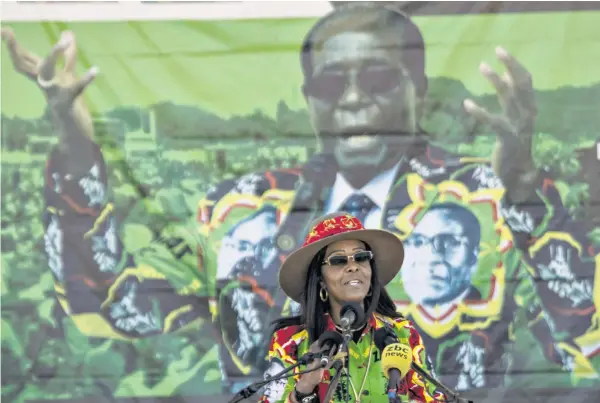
[1,2,599,402]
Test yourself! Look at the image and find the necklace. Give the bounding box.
[343,329,373,403]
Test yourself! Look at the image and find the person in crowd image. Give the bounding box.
[2,0,598,396]
[259,211,446,403]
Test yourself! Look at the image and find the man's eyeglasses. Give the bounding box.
[404,233,469,256]
[323,250,374,267]
[304,66,404,103]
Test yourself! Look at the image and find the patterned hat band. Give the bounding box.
[303,214,365,247]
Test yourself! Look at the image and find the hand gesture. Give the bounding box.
[463,47,539,203]
[1,28,97,137]
[456,340,486,389]
[231,287,264,362]
[295,340,335,394]
[539,244,575,281]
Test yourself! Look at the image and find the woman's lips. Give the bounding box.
[344,279,363,286]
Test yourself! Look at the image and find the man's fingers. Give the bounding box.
[480,63,510,97]
[495,46,537,114]
[496,46,532,88]
[480,62,516,114]
[1,27,15,43]
[38,32,73,82]
[463,99,492,124]
[463,99,514,137]
[63,31,78,73]
[1,27,40,80]
[479,63,513,110]
[68,66,98,101]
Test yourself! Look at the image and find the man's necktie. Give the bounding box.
[339,193,376,224]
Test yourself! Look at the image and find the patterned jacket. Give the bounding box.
[259,313,447,403]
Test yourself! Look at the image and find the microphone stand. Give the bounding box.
[322,360,344,403]
[340,328,352,403]
[410,363,474,403]
[386,375,402,403]
[227,352,323,403]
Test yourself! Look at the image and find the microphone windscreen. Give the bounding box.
[340,301,365,327]
[374,327,398,351]
[381,343,413,379]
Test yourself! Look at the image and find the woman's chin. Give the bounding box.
[339,293,368,304]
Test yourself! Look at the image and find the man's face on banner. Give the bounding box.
[216,207,278,280]
[401,206,480,306]
[304,26,420,170]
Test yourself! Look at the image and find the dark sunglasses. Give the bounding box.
[304,66,403,103]
[323,250,374,267]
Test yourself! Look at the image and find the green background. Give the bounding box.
[1,9,600,403]
[2,12,600,119]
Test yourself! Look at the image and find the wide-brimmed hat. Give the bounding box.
[279,212,405,303]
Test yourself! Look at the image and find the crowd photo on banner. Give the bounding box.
[1,1,600,403]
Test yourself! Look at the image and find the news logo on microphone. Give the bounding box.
[383,343,410,359]
[381,343,412,378]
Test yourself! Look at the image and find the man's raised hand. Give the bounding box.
[2,28,98,107]
[464,46,539,202]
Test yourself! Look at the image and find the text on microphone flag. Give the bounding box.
[381,343,413,378]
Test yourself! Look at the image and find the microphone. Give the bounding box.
[374,327,474,403]
[317,331,344,367]
[374,328,413,400]
[338,303,364,403]
[339,302,365,331]
[374,326,399,349]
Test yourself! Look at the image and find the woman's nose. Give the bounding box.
[345,262,359,272]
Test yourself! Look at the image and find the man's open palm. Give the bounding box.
[464,47,539,202]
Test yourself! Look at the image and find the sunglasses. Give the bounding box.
[322,250,374,267]
[304,66,404,103]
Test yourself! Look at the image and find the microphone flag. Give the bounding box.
[381,343,412,378]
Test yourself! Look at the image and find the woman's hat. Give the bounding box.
[278,212,405,303]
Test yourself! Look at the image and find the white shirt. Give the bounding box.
[323,161,402,229]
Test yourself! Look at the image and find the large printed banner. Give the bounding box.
[2,2,600,403]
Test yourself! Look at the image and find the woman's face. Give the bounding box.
[321,239,373,305]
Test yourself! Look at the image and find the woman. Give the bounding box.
[259,212,446,403]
